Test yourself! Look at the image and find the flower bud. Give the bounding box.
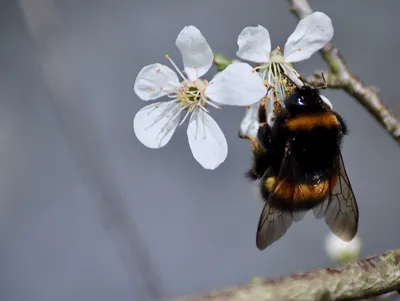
[324,233,361,263]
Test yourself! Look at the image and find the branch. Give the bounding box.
[289,0,400,144]
[175,250,400,301]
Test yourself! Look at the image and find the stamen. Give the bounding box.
[297,47,302,51]
[166,106,185,129]
[145,102,161,115]
[198,110,206,139]
[199,104,210,114]
[145,100,178,130]
[179,110,191,126]
[156,106,184,144]
[165,54,187,80]
[276,46,281,51]
[203,99,221,110]
[155,106,186,143]
[167,93,178,98]
[261,69,267,80]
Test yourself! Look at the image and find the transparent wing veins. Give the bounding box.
[313,152,359,241]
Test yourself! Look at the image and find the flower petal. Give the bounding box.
[320,94,333,109]
[134,63,180,101]
[284,12,334,63]
[175,25,213,81]
[133,100,182,148]
[236,25,271,63]
[239,103,260,138]
[205,63,267,106]
[187,109,227,170]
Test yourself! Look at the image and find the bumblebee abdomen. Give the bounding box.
[262,175,338,210]
[285,112,339,132]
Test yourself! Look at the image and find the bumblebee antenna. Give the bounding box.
[279,71,299,88]
[317,72,327,90]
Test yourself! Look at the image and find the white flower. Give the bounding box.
[325,233,361,263]
[134,25,267,170]
[237,12,334,138]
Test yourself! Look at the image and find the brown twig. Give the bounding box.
[175,250,400,301]
[289,0,400,144]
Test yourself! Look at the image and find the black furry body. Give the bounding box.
[248,87,348,211]
[247,84,359,250]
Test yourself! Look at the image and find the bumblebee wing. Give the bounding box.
[256,203,295,250]
[268,140,297,202]
[313,152,359,241]
[256,141,305,250]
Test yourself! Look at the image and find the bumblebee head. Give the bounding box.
[280,72,331,114]
[284,86,331,113]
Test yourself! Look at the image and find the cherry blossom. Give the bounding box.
[134,26,267,169]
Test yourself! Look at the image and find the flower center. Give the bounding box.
[165,54,220,113]
[176,79,209,112]
[251,46,301,105]
[269,47,284,63]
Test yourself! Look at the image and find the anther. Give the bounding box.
[276,46,281,51]
[246,105,251,109]
[298,47,302,51]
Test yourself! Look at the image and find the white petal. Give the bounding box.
[320,94,333,109]
[284,12,334,63]
[236,25,271,63]
[134,64,180,101]
[175,25,213,81]
[187,109,227,170]
[133,100,182,148]
[239,103,260,138]
[205,63,267,106]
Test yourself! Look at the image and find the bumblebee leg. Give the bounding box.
[246,127,271,181]
[258,96,268,125]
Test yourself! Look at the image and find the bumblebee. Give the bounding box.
[247,77,359,250]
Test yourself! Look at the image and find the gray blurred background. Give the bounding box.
[1,0,399,300]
